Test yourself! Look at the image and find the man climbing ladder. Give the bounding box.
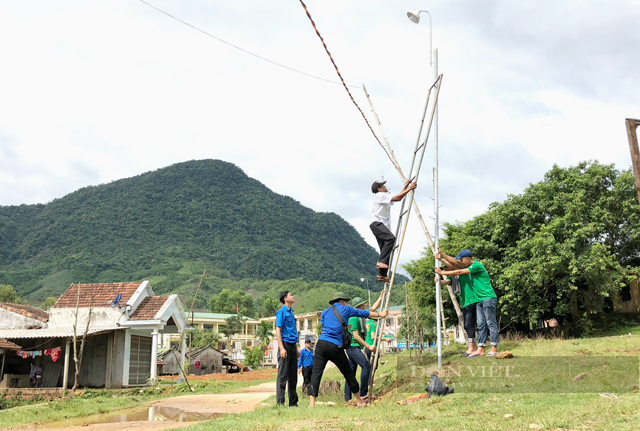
[370,178,417,282]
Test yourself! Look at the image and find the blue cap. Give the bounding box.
[455,249,473,259]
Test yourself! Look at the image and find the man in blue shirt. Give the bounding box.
[276,291,299,407]
[308,292,388,408]
[297,339,314,396]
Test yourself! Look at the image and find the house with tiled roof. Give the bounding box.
[0,302,49,330]
[0,281,190,390]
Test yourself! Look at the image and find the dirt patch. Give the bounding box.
[183,368,277,382]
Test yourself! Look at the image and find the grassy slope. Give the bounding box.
[185,331,640,431]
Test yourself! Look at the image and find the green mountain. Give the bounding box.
[0,159,404,305]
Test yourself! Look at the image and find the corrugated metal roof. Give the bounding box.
[0,326,122,339]
[189,312,258,322]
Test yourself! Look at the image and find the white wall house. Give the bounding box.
[0,281,190,389]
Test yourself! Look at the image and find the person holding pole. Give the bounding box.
[370,179,417,283]
[343,289,386,402]
[308,292,388,408]
[435,250,498,356]
[434,247,477,357]
[275,291,300,406]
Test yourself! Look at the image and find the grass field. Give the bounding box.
[0,378,266,429]
[184,330,640,431]
[0,329,638,430]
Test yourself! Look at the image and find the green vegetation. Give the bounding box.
[210,288,255,316]
[0,159,406,309]
[406,161,640,333]
[183,330,640,431]
[242,345,265,369]
[190,326,221,349]
[0,284,21,303]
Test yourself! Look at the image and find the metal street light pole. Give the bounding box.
[361,277,371,305]
[407,8,442,367]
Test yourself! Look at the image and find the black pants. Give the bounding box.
[309,339,359,398]
[463,303,477,342]
[301,366,313,395]
[276,342,299,406]
[370,222,395,277]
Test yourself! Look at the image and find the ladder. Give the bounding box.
[367,74,443,397]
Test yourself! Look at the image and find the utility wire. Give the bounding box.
[296,0,395,168]
[137,0,360,89]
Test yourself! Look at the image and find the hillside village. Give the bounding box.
[0,281,412,392]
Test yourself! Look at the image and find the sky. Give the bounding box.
[1,0,639,277]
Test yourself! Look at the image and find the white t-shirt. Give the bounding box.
[370,193,394,230]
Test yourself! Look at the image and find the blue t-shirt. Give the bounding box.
[276,305,298,343]
[298,347,314,368]
[319,303,370,347]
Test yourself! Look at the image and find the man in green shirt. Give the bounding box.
[435,248,477,357]
[435,249,498,357]
[344,290,385,402]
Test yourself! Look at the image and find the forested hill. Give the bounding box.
[0,159,387,302]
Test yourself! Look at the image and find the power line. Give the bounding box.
[297,0,395,166]
[137,0,361,89]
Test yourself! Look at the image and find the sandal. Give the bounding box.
[376,262,389,269]
[377,276,390,283]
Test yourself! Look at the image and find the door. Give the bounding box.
[128,335,152,385]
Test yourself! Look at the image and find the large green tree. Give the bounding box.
[209,288,255,317]
[409,161,640,328]
[0,284,21,303]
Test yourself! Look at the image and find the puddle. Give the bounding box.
[46,405,224,428]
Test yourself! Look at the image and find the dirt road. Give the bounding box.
[11,374,297,431]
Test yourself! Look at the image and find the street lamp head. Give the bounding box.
[407,9,421,23]
[360,277,365,282]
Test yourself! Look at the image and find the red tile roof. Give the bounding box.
[128,296,170,321]
[0,302,49,323]
[0,338,21,350]
[53,282,143,308]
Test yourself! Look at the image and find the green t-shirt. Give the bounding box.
[365,319,377,345]
[468,260,496,301]
[458,273,477,308]
[347,316,366,347]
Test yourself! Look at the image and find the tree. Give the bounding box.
[210,288,254,317]
[40,297,57,310]
[255,320,274,349]
[220,315,245,341]
[0,285,21,303]
[191,326,221,349]
[259,297,280,318]
[242,345,264,369]
[416,161,639,329]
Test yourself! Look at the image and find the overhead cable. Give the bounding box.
[137,0,360,89]
[296,0,395,167]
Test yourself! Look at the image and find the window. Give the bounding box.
[308,321,313,331]
[203,324,214,331]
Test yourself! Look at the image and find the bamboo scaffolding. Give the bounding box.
[367,75,443,398]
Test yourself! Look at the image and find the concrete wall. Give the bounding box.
[0,308,46,329]
[108,330,127,388]
[48,307,124,329]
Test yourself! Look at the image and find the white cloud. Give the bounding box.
[0,0,638,272]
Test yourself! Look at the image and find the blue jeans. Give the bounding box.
[344,346,371,401]
[476,297,499,347]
